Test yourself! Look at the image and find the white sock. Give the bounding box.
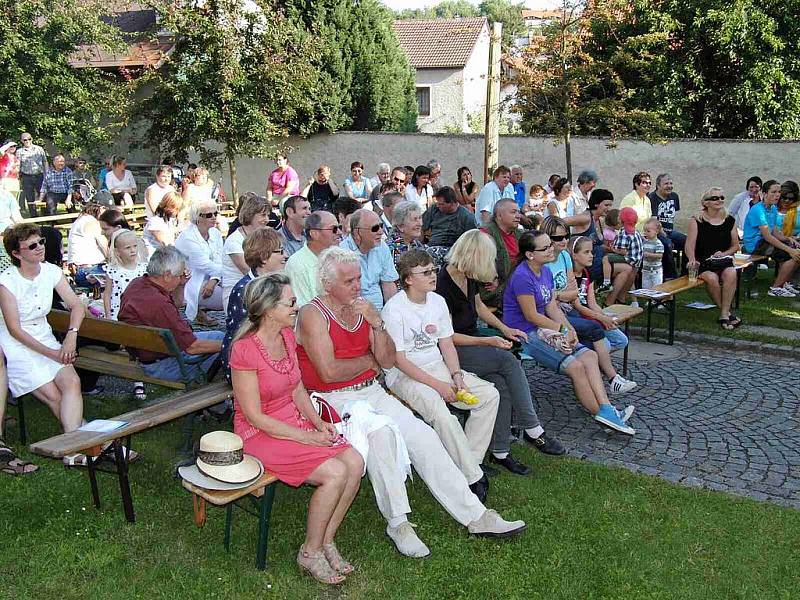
[603,278,611,286]
[525,425,545,439]
[492,452,509,460]
[388,515,408,529]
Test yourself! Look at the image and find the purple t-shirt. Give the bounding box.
[502,262,554,333]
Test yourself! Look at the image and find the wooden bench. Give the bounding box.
[15,309,211,445]
[183,472,279,570]
[30,382,233,523]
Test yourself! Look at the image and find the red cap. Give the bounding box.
[620,207,638,234]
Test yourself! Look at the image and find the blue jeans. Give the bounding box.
[521,333,589,374]
[142,331,224,383]
[567,313,628,353]
[659,230,687,279]
[74,264,105,288]
[603,327,628,352]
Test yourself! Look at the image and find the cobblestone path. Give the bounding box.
[525,343,800,508]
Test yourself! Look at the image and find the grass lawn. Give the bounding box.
[620,267,800,347]
[3,391,799,599]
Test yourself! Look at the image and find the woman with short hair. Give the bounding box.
[405,165,434,210]
[230,273,363,585]
[142,191,182,256]
[105,156,137,206]
[144,165,175,218]
[546,177,573,219]
[302,164,340,212]
[0,223,86,464]
[266,154,300,209]
[221,194,269,311]
[685,187,741,329]
[174,201,224,324]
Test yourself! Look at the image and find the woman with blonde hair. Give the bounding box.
[435,230,565,475]
[685,186,741,329]
[229,273,363,585]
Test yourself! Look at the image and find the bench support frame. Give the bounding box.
[85,436,136,523]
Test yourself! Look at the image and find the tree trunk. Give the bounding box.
[228,155,238,208]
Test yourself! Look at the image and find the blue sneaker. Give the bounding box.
[594,405,635,435]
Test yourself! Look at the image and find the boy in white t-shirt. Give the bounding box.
[381,250,499,502]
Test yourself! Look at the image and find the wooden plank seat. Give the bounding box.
[182,472,279,570]
[30,382,233,523]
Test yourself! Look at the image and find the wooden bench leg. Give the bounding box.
[668,299,676,345]
[622,320,630,377]
[645,301,653,342]
[256,482,277,571]
[224,503,234,551]
[86,453,102,509]
[112,439,136,523]
[192,495,207,528]
[735,270,742,309]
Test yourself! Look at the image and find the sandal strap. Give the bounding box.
[323,542,354,574]
[298,547,343,584]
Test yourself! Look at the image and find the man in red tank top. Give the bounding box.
[297,247,526,559]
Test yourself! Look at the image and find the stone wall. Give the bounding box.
[215,132,800,231]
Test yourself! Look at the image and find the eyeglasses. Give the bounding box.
[393,177,406,183]
[356,223,383,233]
[24,238,45,251]
[311,225,342,233]
[276,298,297,308]
[199,211,218,218]
[532,243,554,252]
[21,137,32,142]
[704,195,725,202]
[410,267,439,277]
[550,234,568,242]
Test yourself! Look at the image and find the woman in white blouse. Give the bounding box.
[174,200,224,325]
[144,165,175,219]
[221,194,268,311]
[105,156,137,207]
[142,192,182,256]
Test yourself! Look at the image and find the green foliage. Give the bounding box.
[396,0,479,19]
[286,0,418,133]
[138,0,325,169]
[0,0,129,155]
[587,0,800,138]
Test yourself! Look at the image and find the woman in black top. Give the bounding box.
[453,166,478,211]
[435,230,564,476]
[685,187,740,329]
[301,165,339,213]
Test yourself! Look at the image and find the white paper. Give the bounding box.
[78,419,127,433]
[685,302,716,310]
[630,288,671,299]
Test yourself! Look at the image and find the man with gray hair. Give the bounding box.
[339,208,398,310]
[118,246,224,383]
[647,172,684,279]
[296,247,526,559]
[376,190,402,236]
[510,165,526,210]
[369,162,392,191]
[427,159,442,192]
[571,169,598,217]
[285,210,343,306]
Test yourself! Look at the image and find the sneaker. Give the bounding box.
[133,382,146,401]
[386,522,431,558]
[594,405,635,435]
[596,282,613,294]
[609,374,637,394]
[768,286,796,297]
[784,282,800,295]
[468,509,527,538]
[616,405,635,423]
[523,431,566,456]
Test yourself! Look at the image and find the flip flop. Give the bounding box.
[718,318,735,331]
[728,314,742,328]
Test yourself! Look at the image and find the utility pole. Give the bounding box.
[483,21,502,183]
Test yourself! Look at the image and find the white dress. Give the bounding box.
[0,263,65,397]
[105,262,148,320]
[221,228,247,311]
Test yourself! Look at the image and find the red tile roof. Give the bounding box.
[70,41,173,69]
[393,17,487,69]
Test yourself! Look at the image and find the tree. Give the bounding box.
[513,0,667,180]
[138,0,326,200]
[478,0,526,50]
[0,0,129,155]
[587,0,800,138]
[397,1,479,19]
[286,0,418,132]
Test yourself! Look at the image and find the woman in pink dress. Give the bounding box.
[229,272,363,585]
[265,153,299,210]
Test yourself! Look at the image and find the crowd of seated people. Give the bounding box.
[4,151,800,586]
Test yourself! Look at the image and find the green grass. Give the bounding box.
[623,268,800,347]
[3,392,800,599]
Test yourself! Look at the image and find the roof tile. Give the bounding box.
[393,17,487,69]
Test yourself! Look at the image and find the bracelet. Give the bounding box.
[450,370,463,378]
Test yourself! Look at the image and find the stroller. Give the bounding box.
[71,177,96,210]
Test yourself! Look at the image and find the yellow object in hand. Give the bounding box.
[455,389,478,405]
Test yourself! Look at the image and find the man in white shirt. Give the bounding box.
[729,176,762,238]
[474,165,514,226]
[571,169,598,216]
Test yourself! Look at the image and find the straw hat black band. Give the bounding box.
[197,448,243,466]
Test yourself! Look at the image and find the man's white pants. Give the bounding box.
[388,360,499,485]
[317,382,486,526]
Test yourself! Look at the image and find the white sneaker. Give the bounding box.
[610,374,637,394]
[768,286,796,297]
[386,522,430,558]
[468,509,526,538]
[783,282,800,295]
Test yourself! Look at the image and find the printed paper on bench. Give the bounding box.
[78,419,128,433]
[629,288,671,299]
[686,302,717,310]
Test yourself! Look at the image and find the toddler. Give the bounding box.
[641,217,665,289]
[614,207,644,304]
[524,184,547,229]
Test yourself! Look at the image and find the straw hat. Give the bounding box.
[195,431,262,484]
[0,140,17,154]
[178,463,262,491]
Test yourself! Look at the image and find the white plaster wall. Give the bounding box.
[413,68,464,133]
[211,132,800,232]
[461,24,490,130]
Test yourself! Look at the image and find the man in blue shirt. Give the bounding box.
[510,165,526,210]
[38,154,72,215]
[742,181,800,297]
[474,165,514,226]
[339,208,399,309]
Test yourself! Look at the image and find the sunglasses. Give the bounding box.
[272,247,285,254]
[411,267,439,277]
[21,137,32,142]
[24,238,46,251]
[550,234,568,242]
[356,223,383,233]
[199,211,218,218]
[277,298,297,308]
[704,195,725,202]
[532,242,554,252]
[311,225,342,233]
[393,177,406,183]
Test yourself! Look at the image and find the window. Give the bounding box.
[416,86,431,117]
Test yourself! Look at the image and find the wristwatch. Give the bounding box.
[67,327,79,334]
